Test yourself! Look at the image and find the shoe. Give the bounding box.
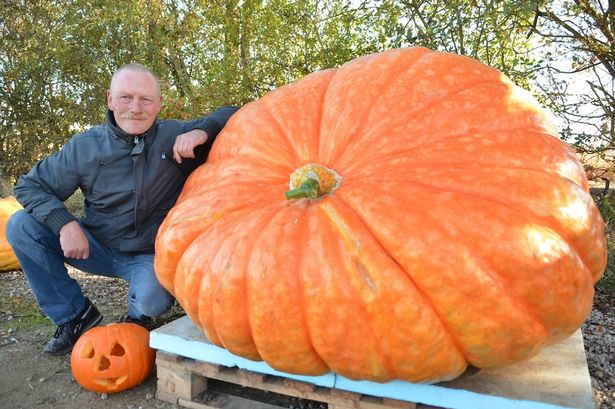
[43,297,103,355]
[119,313,154,330]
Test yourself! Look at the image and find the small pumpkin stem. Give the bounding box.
[285,179,320,199]
[285,163,342,200]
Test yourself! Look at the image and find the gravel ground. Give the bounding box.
[0,268,613,408]
[582,288,615,408]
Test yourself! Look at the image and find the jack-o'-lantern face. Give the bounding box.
[70,323,154,393]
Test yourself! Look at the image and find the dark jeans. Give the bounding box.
[6,210,174,325]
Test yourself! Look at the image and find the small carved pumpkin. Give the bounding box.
[70,323,154,393]
[0,196,22,272]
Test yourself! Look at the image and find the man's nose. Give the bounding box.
[129,99,143,112]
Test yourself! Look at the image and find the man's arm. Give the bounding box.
[190,105,239,142]
[172,105,240,164]
[14,139,89,259]
[172,129,208,163]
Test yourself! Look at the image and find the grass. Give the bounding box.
[0,294,49,332]
[64,189,85,217]
[595,194,615,291]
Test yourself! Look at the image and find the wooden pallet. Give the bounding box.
[152,316,595,409]
[156,351,418,409]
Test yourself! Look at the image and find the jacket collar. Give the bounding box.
[105,109,157,143]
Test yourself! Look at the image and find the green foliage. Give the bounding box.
[0,173,12,198]
[595,194,615,291]
[2,1,611,180]
[530,0,614,156]
[0,0,393,179]
[382,0,541,87]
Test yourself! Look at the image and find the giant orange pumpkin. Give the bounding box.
[0,196,23,272]
[154,47,606,383]
[70,323,154,393]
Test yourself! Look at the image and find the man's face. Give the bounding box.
[107,70,162,135]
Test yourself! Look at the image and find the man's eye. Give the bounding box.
[141,98,152,105]
[120,96,131,101]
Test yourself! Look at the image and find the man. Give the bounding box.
[6,63,238,355]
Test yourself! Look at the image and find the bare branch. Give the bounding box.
[537,7,615,77]
[575,0,615,45]
[542,62,602,74]
[527,1,540,39]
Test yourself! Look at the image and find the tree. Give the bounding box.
[1,0,611,184]
[0,0,388,181]
[376,1,540,86]
[528,1,614,174]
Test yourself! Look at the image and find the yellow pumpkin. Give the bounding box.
[0,196,22,272]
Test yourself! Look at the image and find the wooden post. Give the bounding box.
[155,351,208,403]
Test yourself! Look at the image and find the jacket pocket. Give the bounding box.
[87,161,106,194]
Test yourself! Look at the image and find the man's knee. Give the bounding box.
[132,285,174,317]
[6,210,37,246]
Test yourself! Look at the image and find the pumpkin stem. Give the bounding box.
[285,163,342,200]
[285,179,320,199]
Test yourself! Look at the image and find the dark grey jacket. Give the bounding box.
[14,106,238,252]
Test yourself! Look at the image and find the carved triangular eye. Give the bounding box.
[110,342,125,356]
[80,341,95,359]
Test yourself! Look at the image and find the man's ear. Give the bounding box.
[156,95,163,114]
[107,90,113,110]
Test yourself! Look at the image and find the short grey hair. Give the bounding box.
[110,63,161,95]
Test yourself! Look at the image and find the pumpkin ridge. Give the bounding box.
[427,215,574,362]
[164,204,267,301]
[337,79,538,173]
[318,198,402,379]
[228,70,337,167]
[175,181,287,210]
[206,102,297,167]
[247,204,330,373]
[350,175,597,278]
[287,204,330,371]
[433,218,552,351]
[355,161,586,197]
[335,186,556,366]
[185,210,255,350]
[321,48,434,166]
[209,205,283,357]
[163,191,276,231]
[246,101,301,166]
[326,194,469,368]
[157,202,266,293]
[343,181,594,364]
[344,126,563,177]
[320,196,468,373]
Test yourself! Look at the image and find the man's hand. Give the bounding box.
[173,129,208,163]
[59,220,89,259]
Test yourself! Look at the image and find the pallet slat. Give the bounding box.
[156,351,416,409]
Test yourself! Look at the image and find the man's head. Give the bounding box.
[107,63,162,135]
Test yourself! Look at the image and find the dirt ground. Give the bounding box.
[0,268,613,409]
[0,268,182,409]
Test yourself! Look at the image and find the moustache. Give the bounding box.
[120,113,149,120]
